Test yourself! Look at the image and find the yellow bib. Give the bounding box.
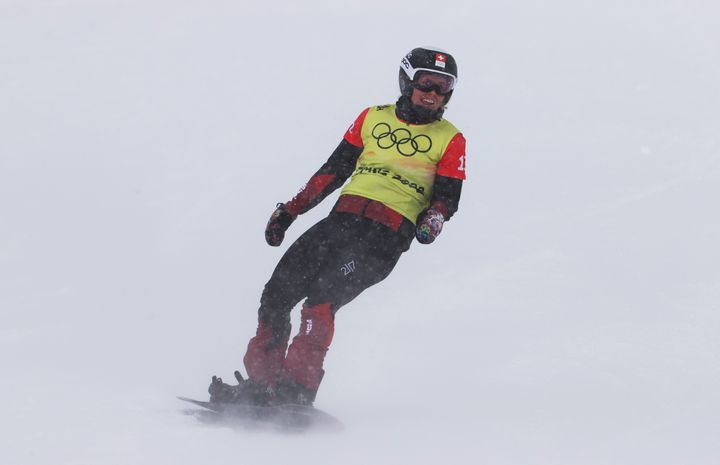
[341,104,461,223]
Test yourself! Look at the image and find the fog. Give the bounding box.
[1,1,719,464]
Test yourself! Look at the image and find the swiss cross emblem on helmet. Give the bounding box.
[434,53,447,69]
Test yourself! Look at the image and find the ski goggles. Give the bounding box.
[412,70,456,95]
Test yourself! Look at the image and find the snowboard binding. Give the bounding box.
[208,370,272,406]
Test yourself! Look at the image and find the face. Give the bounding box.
[410,87,447,113]
[409,71,453,112]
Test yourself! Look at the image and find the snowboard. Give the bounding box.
[178,396,343,432]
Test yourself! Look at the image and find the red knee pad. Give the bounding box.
[244,321,289,385]
[284,303,335,391]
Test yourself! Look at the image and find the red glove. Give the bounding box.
[415,208,445,244]
[265,203,296,247]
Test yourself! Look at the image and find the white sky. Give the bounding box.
[1,1,719,464]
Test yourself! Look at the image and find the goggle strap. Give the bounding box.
[404,65,457,89]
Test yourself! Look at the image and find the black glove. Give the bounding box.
[265,203,296,246]
[415,208,445,244]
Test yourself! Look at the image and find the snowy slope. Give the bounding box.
[1,1,719,464]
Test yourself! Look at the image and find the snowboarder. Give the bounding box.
[209,47,467,407]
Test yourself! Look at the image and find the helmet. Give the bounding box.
[399,47,458,102]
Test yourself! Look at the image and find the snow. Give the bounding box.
[1,1,719,464]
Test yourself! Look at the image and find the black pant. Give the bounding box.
[258,211,414,336]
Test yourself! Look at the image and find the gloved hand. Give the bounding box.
[415,208,445,244]
[265,203,296,246]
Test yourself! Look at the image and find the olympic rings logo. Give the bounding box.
[371,123,433,157]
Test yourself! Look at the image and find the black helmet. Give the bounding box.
[399,47,458,102]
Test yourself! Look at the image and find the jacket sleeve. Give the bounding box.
[428,132,466,220]
[284,139,363,217]
[429,175,463,220]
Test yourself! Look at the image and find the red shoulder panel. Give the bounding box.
[436,132,467,180]
[343,107,370,148]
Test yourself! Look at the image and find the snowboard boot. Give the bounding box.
[208,371,272,406]
[272,378,318,407]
